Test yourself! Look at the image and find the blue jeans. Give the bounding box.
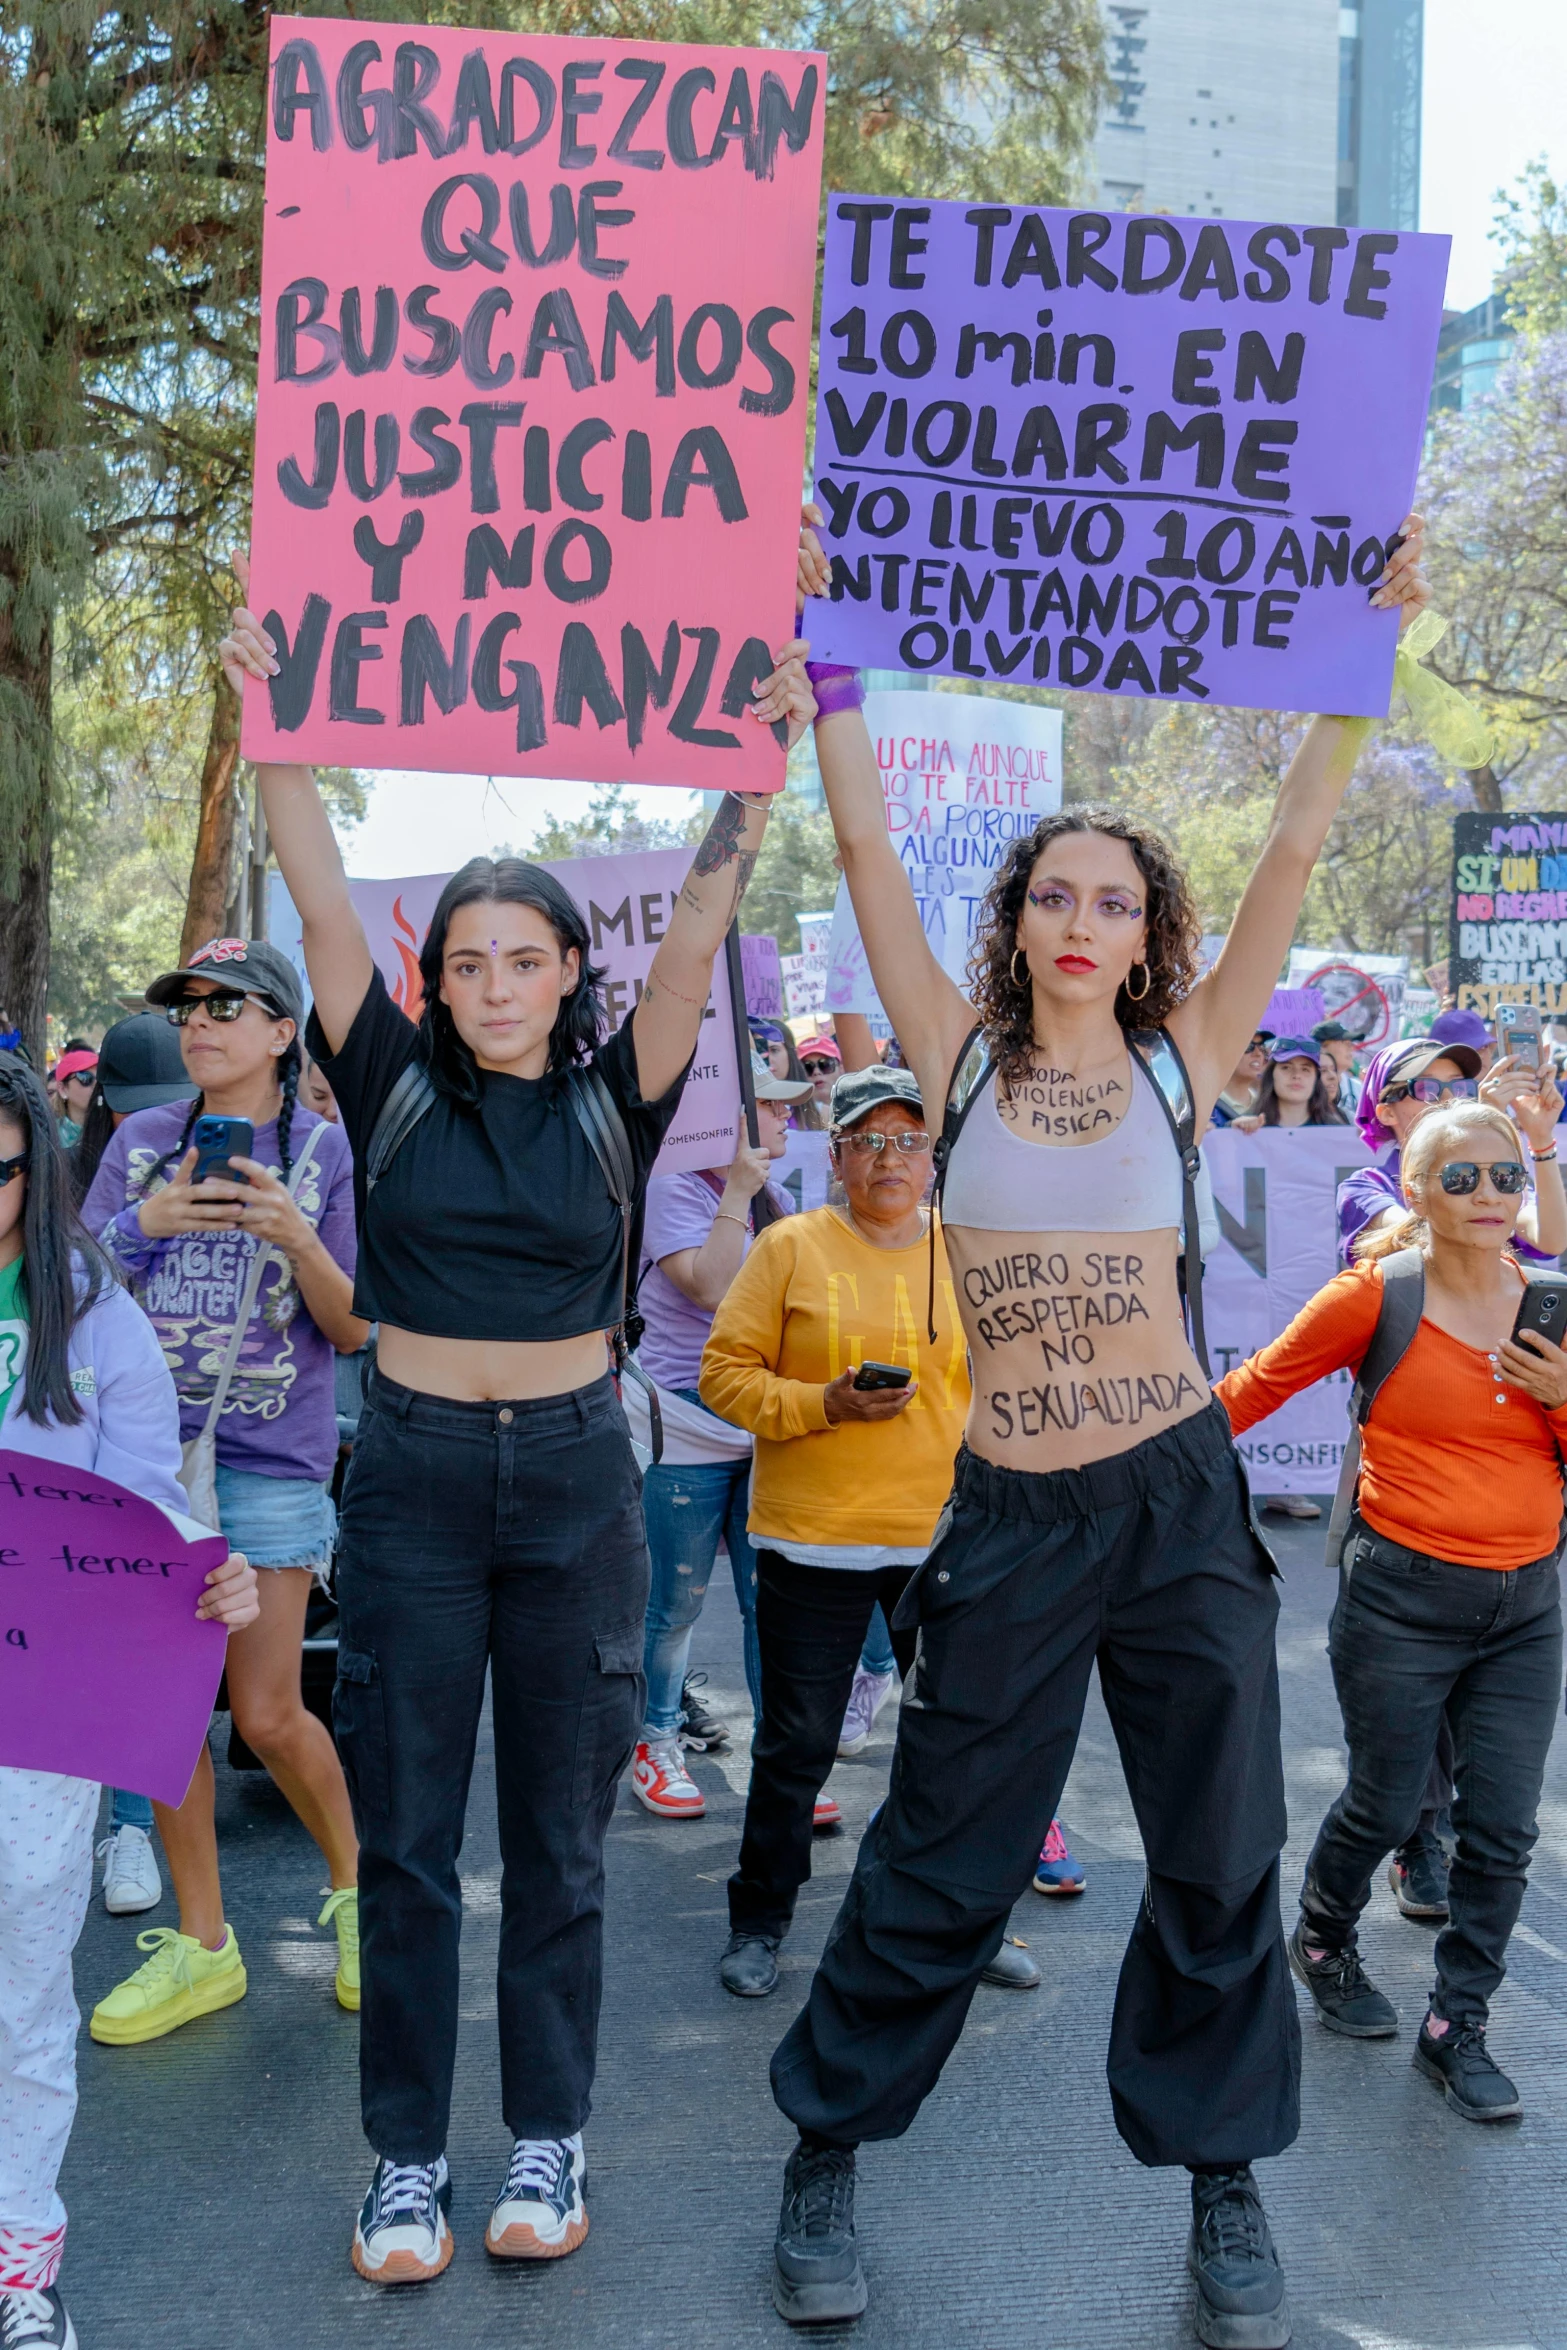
[111,1788,154,1833]
[859,1604,897,1678]
[641,1455,761,1736]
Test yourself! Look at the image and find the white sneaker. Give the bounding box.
[98,1824,162,1915]
[486,2133,588,2261]
[1262,1494,1322,1520]
[0,2286,77,2349]
[631,1735,706,1818]
[837,1667,897,1757]
[351,2155,453,2285]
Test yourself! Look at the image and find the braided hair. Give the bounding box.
[134,1026,301,1193]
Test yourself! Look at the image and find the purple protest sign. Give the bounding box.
[810,199,1449,715]
[0,1450,229,1803]
[740,934,784,1020]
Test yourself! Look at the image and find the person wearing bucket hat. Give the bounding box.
[630,1055,807,1823]
[750,1017,827,1130]
[79,940,366,2048]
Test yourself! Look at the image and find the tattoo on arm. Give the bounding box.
[692,793,747,878]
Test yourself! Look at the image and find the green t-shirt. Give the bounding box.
[0,1253,27,1425]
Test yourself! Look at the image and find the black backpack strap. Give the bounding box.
[927,1022,990,1342]
[566,1065,662,1463]
[1126,1026,1208,1377]
[364,1059,438,1194]
[1324,1246,1425,1565]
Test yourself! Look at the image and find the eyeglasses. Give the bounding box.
[802,1058,838,1075]
[0,1150,31,1186]
[1384,1076,1479,1106]
[838,1130,932,1157]
[1438,1159,1528,1196]
[165,992,251,1025]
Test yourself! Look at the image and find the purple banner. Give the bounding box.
[810,199,1449,715]
[0,1451,229,1803]
[740,933,784,1020]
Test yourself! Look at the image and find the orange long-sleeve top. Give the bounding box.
[1216,1259,1567,1570]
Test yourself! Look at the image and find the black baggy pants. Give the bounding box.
[1301,1518,1561,2027]
[334,1371,649,2161]
[728,1550,919,1942]
[771,1402,1300,2169]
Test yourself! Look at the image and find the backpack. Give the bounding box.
[927,1022,1209,1373]
[1323,1245,1567,1566]
[363,1055,663,1460]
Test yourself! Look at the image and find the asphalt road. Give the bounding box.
[60,1505,1567,2350]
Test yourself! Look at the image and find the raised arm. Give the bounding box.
[1168,515,1428,1117]
[219,553,373,1054]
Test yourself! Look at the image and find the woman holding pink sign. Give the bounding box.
[0,1053,258,2350]
[219,527,822,2289]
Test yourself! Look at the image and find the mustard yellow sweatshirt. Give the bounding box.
[698,1206,971,1547]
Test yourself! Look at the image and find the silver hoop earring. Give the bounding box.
[1010,947,1028,987]
[1124,961,1151,1002]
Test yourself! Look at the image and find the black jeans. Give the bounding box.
[772,1403,1300,2169]
[334,1371,649,2161]
[728,1551,919,1941]
[1301,1518,1562,2027]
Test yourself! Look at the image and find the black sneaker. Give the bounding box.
[352,2154,454,2284]
[772,2140,868,2325]
[1414,2018,1522,2122]
[1287,1921,1397,2037]
[980,1934,1041,1990]
[720,1929,781,1997]
[679,1671,730,1752]
[1188,2167,1291,2349]
[0,2286,77,2348]
[1388,1841,1450,1919]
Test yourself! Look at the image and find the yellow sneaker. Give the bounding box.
[318,1885,360,2011]
[90,1925,246,2046]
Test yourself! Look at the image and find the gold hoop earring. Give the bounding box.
[1010,947,1028,987]
[1124,961,1151,1002]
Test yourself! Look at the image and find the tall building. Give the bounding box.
[1337,0,1423,231]
[1094,1,1340,225]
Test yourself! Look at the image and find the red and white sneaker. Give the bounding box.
[632,1735,706,1818]
[813,1792,842,1831]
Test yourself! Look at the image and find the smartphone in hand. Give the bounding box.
[853,1360,913,1391]
[1513,1282,1567,1353]
[190,1115,254,1186]
[1498,1003,1542,1070]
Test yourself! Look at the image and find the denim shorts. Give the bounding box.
[213,1460,337,1570]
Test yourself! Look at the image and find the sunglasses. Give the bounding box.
[1385,1076,1479,1106]
[0,1150,31,1186]
[166,992,257,1026]
[802,1057,838,1075]
[1437,1160,1528,1196]
[839,1130,932,1157]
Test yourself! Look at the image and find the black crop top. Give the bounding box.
[308,970,688,1342]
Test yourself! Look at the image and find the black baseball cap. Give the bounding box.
[144,937,304,1028]
[830,1066,925,1129]
[97,1012,199,1114]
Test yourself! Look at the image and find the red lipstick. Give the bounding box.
[1055,955,1097,973]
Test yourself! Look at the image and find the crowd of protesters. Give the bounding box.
[4,504,1566,2350]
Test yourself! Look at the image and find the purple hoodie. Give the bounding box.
[0,1272,188,1516]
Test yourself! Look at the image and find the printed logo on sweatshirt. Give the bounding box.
[70,1365,97,1396]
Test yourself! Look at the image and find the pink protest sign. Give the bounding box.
[0,1452,229,1805]
[244,19,825,791]
[317,845,743,1171]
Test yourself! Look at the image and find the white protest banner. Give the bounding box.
[273,848,741,1172]
[825,691,1062,1017]
[1287,947,1407,1050]
[782,908,834,1020]
[1202,1125,1374,1496]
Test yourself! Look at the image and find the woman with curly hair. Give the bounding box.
[761,518,1431,2348]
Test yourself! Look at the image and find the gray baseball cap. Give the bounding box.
[829,1065,926,1129]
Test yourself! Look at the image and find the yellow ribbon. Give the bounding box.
[1389,609,1495,769]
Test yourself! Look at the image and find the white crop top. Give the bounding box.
[941,1058,1184,1234]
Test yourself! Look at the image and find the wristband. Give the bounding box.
[805,662,865,718]
[1531,1147,1559,1163]
[713,1209,749,1228]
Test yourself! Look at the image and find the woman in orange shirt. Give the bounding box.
[1218,1101,1567,2124]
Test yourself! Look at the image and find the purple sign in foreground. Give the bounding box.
[811,198,1449,714]
[0,1450,229,1803]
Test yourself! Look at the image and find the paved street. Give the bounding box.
[62,1511,1567,2350]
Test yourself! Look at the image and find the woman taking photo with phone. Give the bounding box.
[219,536,819,2286]
[1219,1101,1567,2124]
[80,941,364,2044]
[0,1052,258,2350]
[762,517,1430,2343]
